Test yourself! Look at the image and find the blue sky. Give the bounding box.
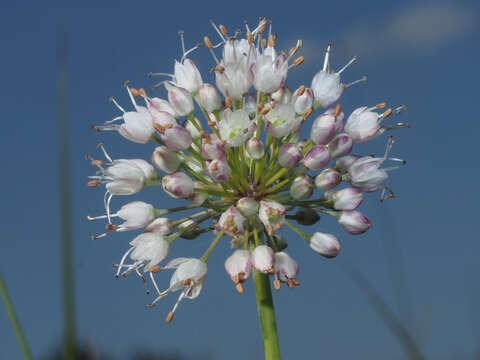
[1,0,479,359]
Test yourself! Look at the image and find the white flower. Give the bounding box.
[252,245,275,274]
[225,249,252,293]
[216,206,246,237]
[264,103,299,138]
[273,252,299,290]
[218,109,252,147]
[149,258,207,323]
[253,48,287,93]
[114,232,170,277]
[259,201,286,236]
[174,59,203,93]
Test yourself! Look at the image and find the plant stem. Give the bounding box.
[0,273,33,360]
[252,227,281,360]
[253,270,281,360]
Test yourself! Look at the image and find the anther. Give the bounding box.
[204,36,213,49]
[216,65,225,74]
[260,106,270,115]
[293,56,304,67]
[219,24,228,36]
[247,31,254,44]
[292,278,300,286]
[296,85,306,96]
[130,88,140,96]
[139,88,147,98]
[123,80,130,88]
[165,311,174,323]
[87,180,101,187]
[303,109,313,119]
[235,283,244,294]
[207,120,216,127]
[148,265,161,273]
[382,109,393,119]
[334,104,342,117]
[273,279,281,290]
[183,278,192,286]
[267,267,275,275]
[287,279,294,288]
[268,34,275,47]
[376,102,387,109]
[225,96,232,109]
[106,224,118,231]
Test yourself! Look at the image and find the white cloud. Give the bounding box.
[288,2,476,64]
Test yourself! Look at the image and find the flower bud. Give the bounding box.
[303,145,330,171]
[149,97,177,117]
[278,144,302,169]
[246,137,265,159]
[161,124,193,151]
[186,182,207,206]
[331,187,363,210]
[311,70,344,108]
[184,117,202,139]
[198,83,223,112]
[338,210,371,235]
[315,168,341,190]
[252,245,275,274]
[310,232,341,258]
[216,206,246,237]
[290,175,313,200]
[292,208,320,226]
[178,220,201,239]
[259,201,286,235]
[207,159,231,183]
[237,197,259,218]
[334,155,360,174]
[225,250,252,291]
[144,217,172,235]
[328,133,353,158]
[116,201,155,230]
[201,135,226,160]
[174,59,203,93]
[162,172,194,198]
[152,146,181,174]
[293,88,313,114]
[323,106,345,133]
[165,83,194,116]
[310,114,336,145]
[272,234,288,251]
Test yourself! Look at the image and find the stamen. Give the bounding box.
[178,30,186,56]
[394,105,407,115]
[337,56,357,75]
[334,104,342,117]
[273,279,281,291]
[148,72,175,78]
[116,247,135,278]
[345,76,367,88]
[104,116,124,125]
[181,43,202,62]
[209,20,226,42]
[109,97,126,113]
[204,36,220,65]
[322,43,331,72]
[219,24,228,37]
[149,272,161,295]
[92,233,107,241]
[97,143,113,163]
[124,82,138,108]
[380,186,395,202]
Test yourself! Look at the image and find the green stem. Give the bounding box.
[0,273,33,360]
[253,270,281,360]
[200,231,224,261]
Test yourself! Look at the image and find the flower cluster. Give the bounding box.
[87,19,408,323]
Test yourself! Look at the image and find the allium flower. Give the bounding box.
[87,19,410,345]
